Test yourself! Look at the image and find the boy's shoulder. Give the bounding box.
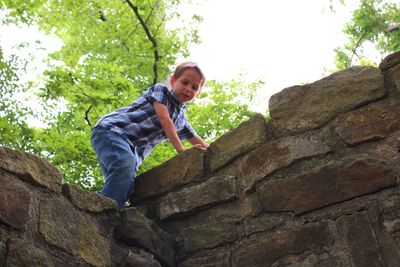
[153,82,169,92]
[142,83,169,96]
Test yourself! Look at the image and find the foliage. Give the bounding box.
[0,0,263,191]
[0,48,39,153]
[331,0,399,69]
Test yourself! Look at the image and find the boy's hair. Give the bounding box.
[173,61,206,87]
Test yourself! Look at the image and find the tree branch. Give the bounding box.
[125,0,160,84]
[85,105,93,126]
[99,10,107,21]
[348,31,367,68]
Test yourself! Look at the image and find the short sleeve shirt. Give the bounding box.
[94,83,197,163]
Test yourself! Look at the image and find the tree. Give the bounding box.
[331,0,399,69]
[0,47,39,153]
[0,0,202,190]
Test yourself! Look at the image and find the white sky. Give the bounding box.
[1,0,381,114]
[184,0,366,112]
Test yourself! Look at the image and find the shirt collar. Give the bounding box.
[170,88,188,110]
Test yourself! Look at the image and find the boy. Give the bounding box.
[90,61,209,209]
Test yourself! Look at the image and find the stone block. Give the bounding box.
[386,64,400,93]
[243,214,288,237]
[124,250,161,267]
[315,257,345,267]
[269,66,386,136]
[232,222,333,266]
[0,146,62,192]
[206,113,267,172]
[38,198,111,267]
[259,158,396,214]
[336,212,382,267]
[132,148,205,201]
[334,101,400,145]
[111,244,160,267]
[6,238,55,267]
[180,250,231,267]
[111,245,162,267]
[164,193,262,241]
[179,222,237,253]
[368,204,400,266]
[363,134,400,163]
[237,130,331,192]
[0,241,5,267]
[158,175,237,220]
[62,183,117,212]
[115,207,175,267]
[383,218,400,233]
[379,51,400,71]
[0,170,31,229]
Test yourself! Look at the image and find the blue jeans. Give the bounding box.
[90,126,137,209]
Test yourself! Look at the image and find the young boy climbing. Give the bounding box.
[90,61,209,209]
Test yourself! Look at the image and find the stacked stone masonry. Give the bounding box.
[1,51,400,266]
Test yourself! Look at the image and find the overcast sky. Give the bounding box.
[1,0,382,113]
[183,0,372,112]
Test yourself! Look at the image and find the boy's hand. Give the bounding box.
[192,144,208,150]
[178,144,207,154]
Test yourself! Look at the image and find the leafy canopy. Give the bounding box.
[331,0,399,69]
[0,0,263,191]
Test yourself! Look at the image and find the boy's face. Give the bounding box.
[170,68,203,104]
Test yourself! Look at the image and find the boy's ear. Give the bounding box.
[169,75,175,87]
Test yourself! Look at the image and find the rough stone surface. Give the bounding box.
[132,148,205,201]
[115,207,175,267]
[62,183,117,212]
[232,222,333,267]
[113,250,161,267]
[179,222,237,252]
[6,238,55,267]
[0,146,62,192]
[111,245,162,267]
[206,113,267,172]
[158,175,237,220]
[180,250,231,267]
[0,241,6,267]
[336,212,382,267]
[386,63,400,93]
[243,214,288,237]
[384,218,400,233]
[0,170,31,229]
[315,257,345,267]
[334,101,400,145]
[368,204,400,267]
[164,193,262,241]
[259,158,396,214]
[123,250,161,267]
[38,198,111,267]
[237,130,331,192]
[379,51,400,71]
[269,66,386,136]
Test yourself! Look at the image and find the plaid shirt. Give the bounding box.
[94,83,197,164]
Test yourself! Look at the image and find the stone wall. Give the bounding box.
[0,147,175,266]
[131,52,400,266]
[1,51,400,266]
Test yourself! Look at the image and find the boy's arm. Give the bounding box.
[153,101,186,153]
[188,135,209,149]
